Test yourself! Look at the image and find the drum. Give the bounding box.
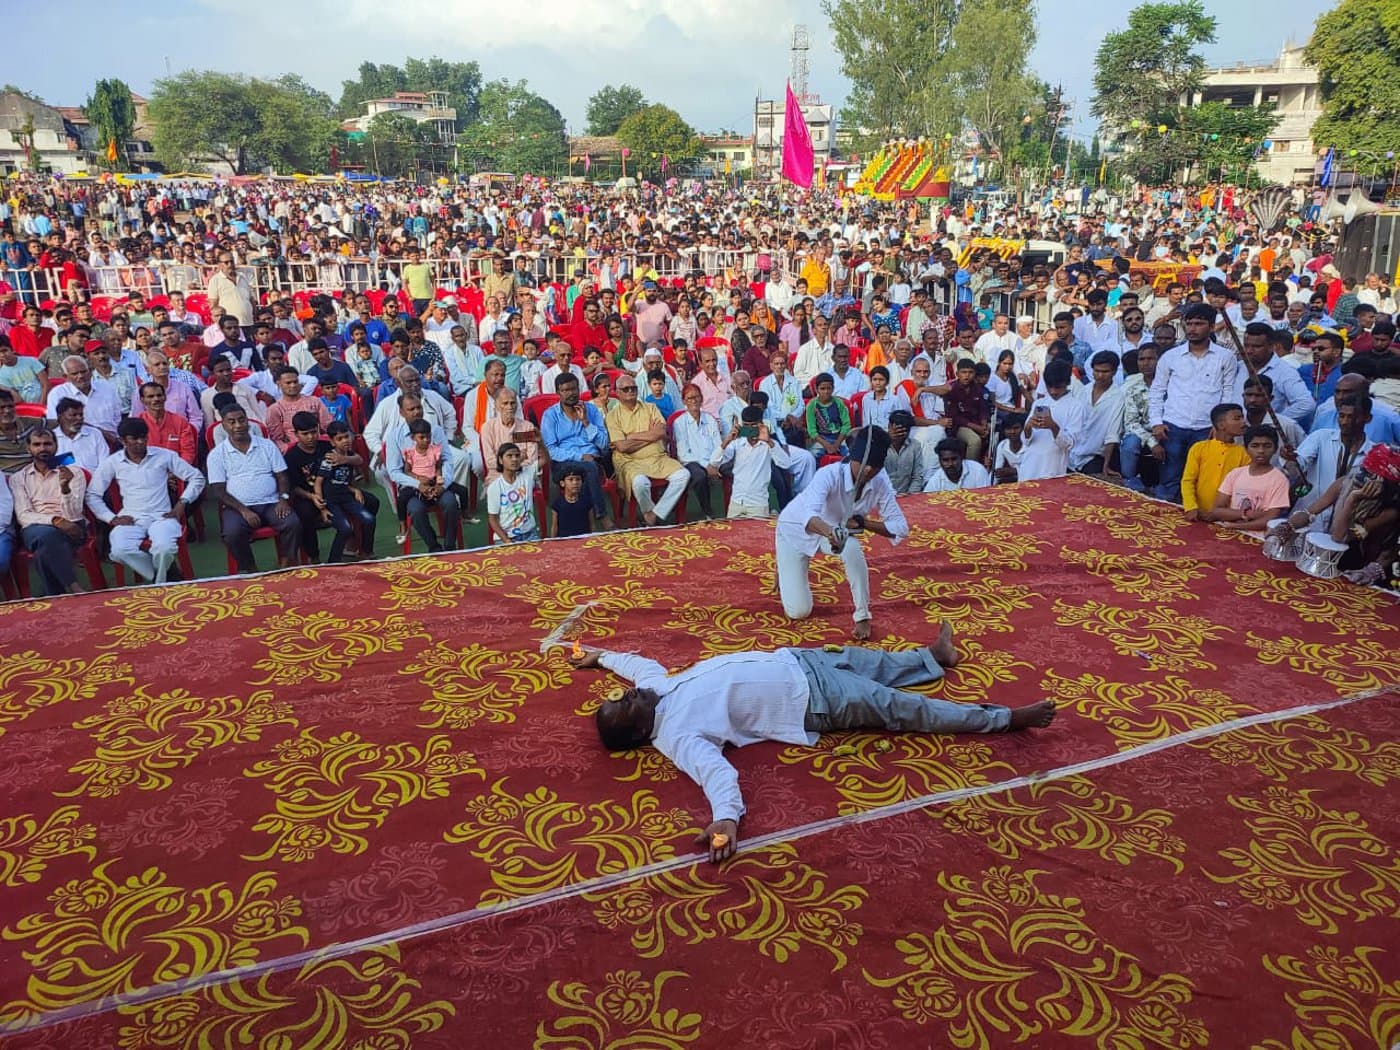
[1297,534,1347,579]
[1262,518,1305,562]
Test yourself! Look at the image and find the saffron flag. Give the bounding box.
[106,138,118,163]
[781,82,814,189]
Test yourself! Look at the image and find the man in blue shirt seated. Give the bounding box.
[541,372,614,530]
[569,624,1056,863]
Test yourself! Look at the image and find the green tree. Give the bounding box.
[335,59,482,130]
[825,0,961,147]
[457,79,567,174]
[247,75,338,174]
[615,104,703,177]
[1306,0,1400,154]
[586,84,647,136]
[149,71,259,173]
[945,0,1039,177]
[349,112,443,177]
[1091,0,1218,183]
[148,71,337,174]
[84,78,137,171]
[1177,101,1280,184]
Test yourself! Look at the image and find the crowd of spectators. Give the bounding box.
[0,173,1396,595]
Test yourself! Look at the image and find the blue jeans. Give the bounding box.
[325,491,380,563]
[790,646,1009,734]
[1155,422,1210,503]
[1119,433,1146,491]
[0,528,13,574]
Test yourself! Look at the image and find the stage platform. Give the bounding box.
[0,476,1397,1049]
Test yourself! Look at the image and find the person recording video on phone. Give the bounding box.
[1019,358,1086,482]
[8,427,89,595]
[712,405,789,519]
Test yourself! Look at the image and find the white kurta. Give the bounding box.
[1018,392,1087,481]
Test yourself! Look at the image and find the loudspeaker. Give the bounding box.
[1335,211,1400,283]
[1343,194,1383,224]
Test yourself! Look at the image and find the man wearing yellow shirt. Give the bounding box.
[605,375,690,526]
[1181,403,1248,521]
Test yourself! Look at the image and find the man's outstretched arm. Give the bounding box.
[570,646,668,686]
[664,733,743,864]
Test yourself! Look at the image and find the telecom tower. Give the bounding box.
[791,25,809,102]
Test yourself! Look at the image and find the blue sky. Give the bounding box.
[10,0,1334,137]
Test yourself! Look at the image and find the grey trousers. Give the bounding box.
[790,646,1010,734]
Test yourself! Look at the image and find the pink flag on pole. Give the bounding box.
[781,81,814,189]
[661,153,669,174]
[584,152,591,172]
[620,147,631,158]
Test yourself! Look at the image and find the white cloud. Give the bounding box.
[188,0,808,128]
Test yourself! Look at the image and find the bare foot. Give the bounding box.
[1008,700,1056,731]
[930,619,959,668]
[642,510,659,527]
[852,618,872,641]
[599,517,616,531]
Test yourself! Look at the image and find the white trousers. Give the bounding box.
[110,517,183,583]
[776,531,871,625]
[911,424,947,448]
[727,499,772,519]
[633,468,689,521]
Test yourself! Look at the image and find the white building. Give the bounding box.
[753,97,833,179]
[344,91,458,144]
[1187,45,1322,187]
[0,92,89,175]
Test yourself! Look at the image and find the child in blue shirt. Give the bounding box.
[318,377,353,427]
[643,369,677,418]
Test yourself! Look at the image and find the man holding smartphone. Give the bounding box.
[9,427,89,595]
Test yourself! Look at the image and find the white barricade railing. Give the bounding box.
[12,249,798,312]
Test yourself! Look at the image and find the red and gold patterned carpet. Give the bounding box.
[1,475,1397,1049]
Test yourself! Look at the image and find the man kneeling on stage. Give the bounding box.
[775,424,904,641]
[569,623,1056,863]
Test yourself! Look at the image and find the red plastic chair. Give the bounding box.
[89,296,114,322]
[850,391,868,427]
[103,484,196,586]
[523,394,561,428]
[185,293,212,324]
[230,368,253,383]
[15,404,47,419]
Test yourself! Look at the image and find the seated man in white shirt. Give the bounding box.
[205,405,302,573]
[775,426,907,641]
[86,416,205,583]
[46,356,123,440]
[53,397,113,473]
[570,627,1056,863]
[923,436,992,492]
